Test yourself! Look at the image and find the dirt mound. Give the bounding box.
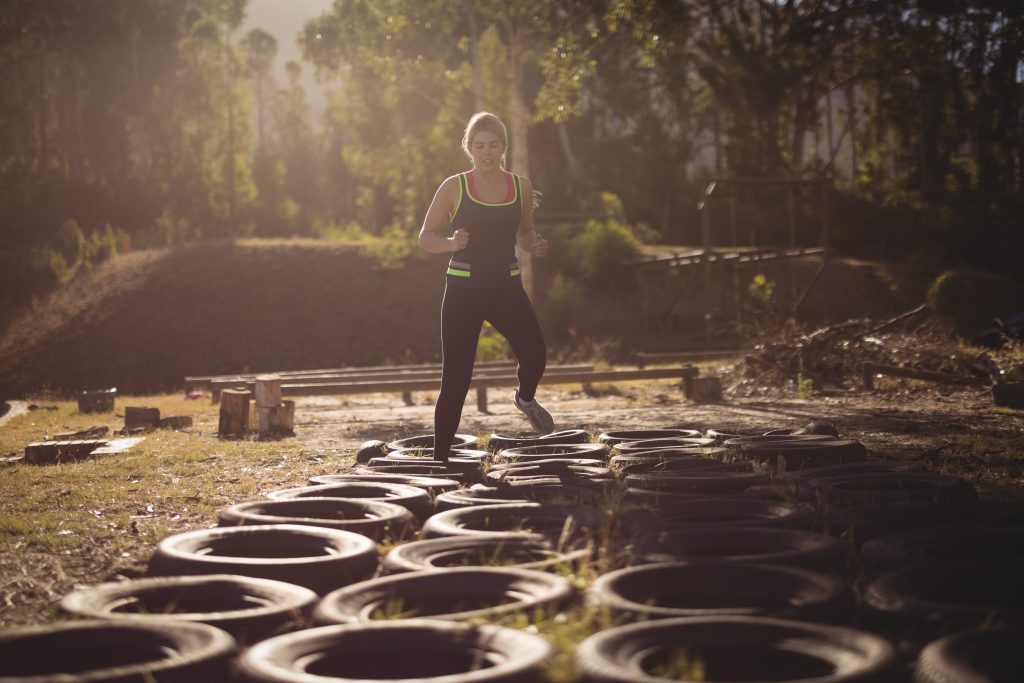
[0,242,448,397]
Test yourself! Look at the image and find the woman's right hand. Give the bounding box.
[450,229,470,251]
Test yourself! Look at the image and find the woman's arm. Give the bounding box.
[418,176,468,254]
[516,176,548,257]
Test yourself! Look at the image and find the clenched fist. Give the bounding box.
[450,229,470,251]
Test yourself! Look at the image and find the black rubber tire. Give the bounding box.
[860,525,1024,577]
[218,497,417,542]
[781,460,924,495]
[434,485,605,512]
[385,433,479,451]
[364,456,483,482]
[484,461,611,486]
[807,472,977,508]
[619,497,816,532]
[309,472,461,495]
[614,437,717,452]
[354,463,468,481]
[148,524,379,595]
[828,500,1024,545]
[385,447,489,463]
[864,560,1024,639]
[722,434,836,448]
[354,439,387,464]
[496,443,610,462]
[487,428,591,451]
[235,619,555,683]
[383,534,591,574]
[914,625,1024,683]
[266,481,433,520]
[0,619,238,682]
[598,428,702,446]
[738,439,868,470]
[58,575,317,644]
[632,526,849,574]
[574,616,900,683]
[422,502,606,546]
[588,560,853,623]
[313,566,575,624]
[625,470,771,494]
[705,427,769,443]
[609,449,733,473]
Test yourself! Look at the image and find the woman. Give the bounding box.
[418,112,553,462]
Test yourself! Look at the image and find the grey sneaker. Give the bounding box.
[514,390,554,434]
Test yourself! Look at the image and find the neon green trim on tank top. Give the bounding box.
[446,268,471,277]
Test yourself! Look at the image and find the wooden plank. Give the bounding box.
[186,359,522,390]
[861,361,987,390]
[210,363,597,392]
[636,350,741,368]
[278,366,699,397]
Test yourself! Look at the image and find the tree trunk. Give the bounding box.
[466,1,485,111]
[218,389,251,438]
[507,26,533,301]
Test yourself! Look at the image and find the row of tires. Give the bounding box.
[3,425,1021,681]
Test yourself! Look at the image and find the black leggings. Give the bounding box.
[434,282,546,461]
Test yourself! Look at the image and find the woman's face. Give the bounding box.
[469,130,505,171]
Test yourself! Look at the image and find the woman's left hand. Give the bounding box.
[532,232,549,258]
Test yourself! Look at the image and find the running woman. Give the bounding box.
[418,112,554,462]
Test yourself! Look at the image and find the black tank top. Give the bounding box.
[446,171,522,288]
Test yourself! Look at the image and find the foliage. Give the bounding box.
[573,196,643,281]
[476,322,511,362]
[364,224,415,271]
[927,270,1024,334]
[544,274,585,332]
[747,274,775,306]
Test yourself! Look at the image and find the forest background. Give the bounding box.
[1,0,1022,333]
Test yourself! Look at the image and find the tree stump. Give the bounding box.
[78,388,116,414]
[258,399,295,438]
[685,376,723,403]
[218,389,251,438]
[254,375,283,408]
[124,407,161,432]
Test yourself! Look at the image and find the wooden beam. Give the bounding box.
[861,361,987,390]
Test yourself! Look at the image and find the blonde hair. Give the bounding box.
[461,112,508,163]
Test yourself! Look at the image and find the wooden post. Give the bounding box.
[260,400,295,438]
[254,375,282,408]
[218,389,250,438]
[476,387,488,412]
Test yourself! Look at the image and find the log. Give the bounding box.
[685,376,724,403]
[159,415,194,430]
[861,361,988,390]
[259,400,295,438]
[254,375,282,408]
[218,389,251,438]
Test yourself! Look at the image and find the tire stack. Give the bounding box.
[9,424,1023,682]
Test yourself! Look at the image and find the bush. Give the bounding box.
[476,322,510,361]
[55,219,85,263]
[927,269,1024,335]
[544,274,584,331]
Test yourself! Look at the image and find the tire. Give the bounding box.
[422,502,606,546]
[598,429,702,446]
[383,534,591,574]
[355,464,467,481]
[58,575,317,644]
[588,561,853,623]
[365,456,484,482]
[148,524,378,595]
[574,616,900,683]
[722,434,836,448]
[781,460,924,496]
[609,449,733,474]
[864,560,1024,639]
[624,470,771,494]
[860,526,1024,577]
[618,497,816,533]
[309,473,461,496]
[487,428,591,451]
[496,443,610,462]
[631,526,849,574]
[267,481,433,520]
[219,498,417,542]
[313,567,575,624]
[914,625,1024,683]
[385,433,479,451]
[705,427,768,443]
[829,500,1024,545]
[808,472,977,508]
[235,619,555,683]
[484,461,611,486]
[614,437,717,452]
[435,484,605,511]
[738,439,868,470]
[0,619,238,682]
